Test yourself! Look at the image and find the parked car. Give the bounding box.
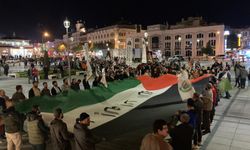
[168,55,185,62]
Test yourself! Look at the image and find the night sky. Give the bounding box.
[0,0,248,41]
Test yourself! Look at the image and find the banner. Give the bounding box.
[177,70,195,101]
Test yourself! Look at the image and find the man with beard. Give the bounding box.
[73,113,102,150]
[29,81,41,99]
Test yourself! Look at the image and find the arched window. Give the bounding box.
[152,36,159,49]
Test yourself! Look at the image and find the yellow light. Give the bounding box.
[217,31,220,34]
[58,44,66,51]
[238,37,241,47]
[88,40,92,44]
[44,32,49,37]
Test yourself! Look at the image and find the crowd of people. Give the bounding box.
[140,59,250,150]
[0,93,102,150]
[0,56,249,150]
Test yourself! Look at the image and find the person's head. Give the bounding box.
[187,98,195,109]
[63,78,68,85]
[52,81,58,87]
[77,112,91,126]
[33,81,39,88]
[16,85,22,93]
[153,119,168,137]
[54,108,63,120]
[43,82,48,88]
[193,93,200,101]
[32,104,40,114]
[0,89,6,97]
[180,113,190,124]
[5,99,13,109]
[205,83,212,90]
[72,78,76,83]
[77,79,81,84]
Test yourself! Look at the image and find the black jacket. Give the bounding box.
[2,106,21,133]
[51,87,62,96]
[50,119,72,150]
[73,122,100,150]
[170,123,193,150]
[82,80,90,90]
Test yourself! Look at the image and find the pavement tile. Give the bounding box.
[210,137,232,145]
[231,140,250,149]
[236,129,250,136]
[214,131,235,140]
[206,143,230,150]
[233,134,250,143]
[220,122,238,128]
[217,126,237,133]
[237,124,250,130]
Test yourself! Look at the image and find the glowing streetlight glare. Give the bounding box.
[178,37,182,41]
[44,32,49,37]
[197,39,200,42]
[224,31,230,36]
[88,40,92,44]
[217,31,220,34]
[144,32,148,38]
[237,34,242,38]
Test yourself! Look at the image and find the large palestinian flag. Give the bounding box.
[17,74,211,150]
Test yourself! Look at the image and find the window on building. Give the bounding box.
[165,42,171,50]
[175,35,181,40]
[175,41,181,50]
[165,50,171,57]
[186,50,192,57]
[197,51,203,56]
[197,33,204,38]
[197,40,204,48]
[185,41,192,49]
[175,51,181,55]
[209,40,216,47]
[135,38,140,42]
[209,33,216,38]
[135,44,140,48]
[110,33,114,37]
[165,36,171,40]
[186,34,192,39]
[152,36,160,49]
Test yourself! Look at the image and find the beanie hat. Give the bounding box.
[54,108,62,118]
[78,112,90,121]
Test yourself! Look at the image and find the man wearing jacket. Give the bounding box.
[170,113,193,150]
[26,105,49,150]
[50,108,72,150]
[73,112,101,150]
[2,99,22,150]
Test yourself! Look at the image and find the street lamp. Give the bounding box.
[63,18,71,84]
[42,31,50,79]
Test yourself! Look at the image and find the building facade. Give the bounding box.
[0,37,34,58]
[127,17,225,59]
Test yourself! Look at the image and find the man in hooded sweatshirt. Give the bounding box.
[73,112,102,150]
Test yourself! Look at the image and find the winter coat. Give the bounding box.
[26,113,49,145]
[12,92,26,103]
[140,133,173,150]
[73,122,100,150]
[50,119,72,150]
[170,123,193,150]
[2,106,20,133]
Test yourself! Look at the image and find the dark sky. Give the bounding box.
[0,0,249,41]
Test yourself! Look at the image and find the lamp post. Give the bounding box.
[42,32,50,79]
[63,18,71,83]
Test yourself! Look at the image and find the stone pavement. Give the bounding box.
[201,83,250,150]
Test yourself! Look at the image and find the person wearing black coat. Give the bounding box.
[170,113,194,150]
[51,81,62,96]
[73,113,101,150]
[50,108,73,150]
[82,75,90,90]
